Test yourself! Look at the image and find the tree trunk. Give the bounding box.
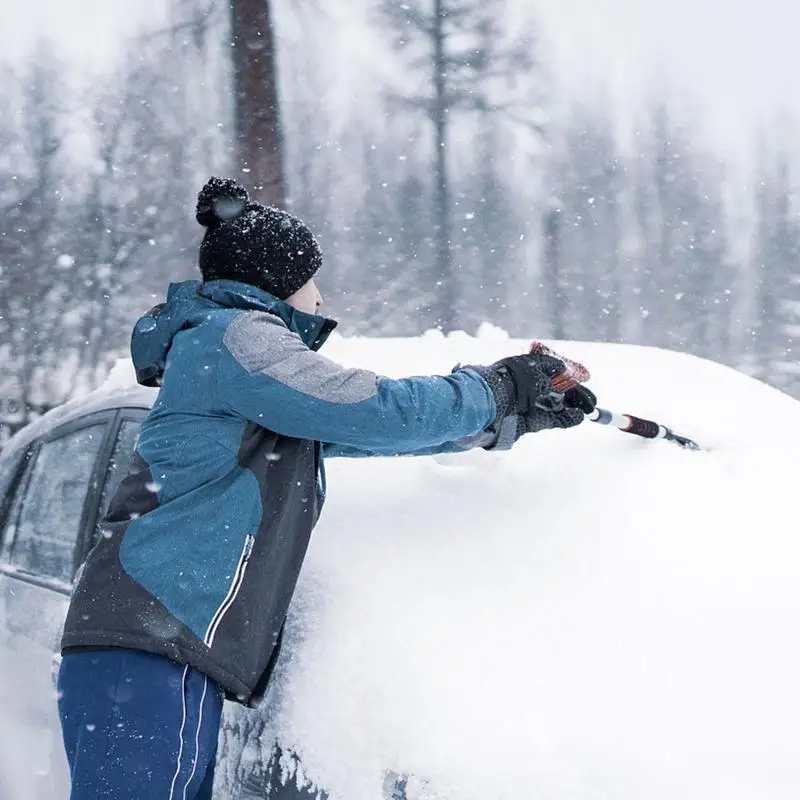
[230,0,286,207]
[543,202,567,339]
[432,0,454,331]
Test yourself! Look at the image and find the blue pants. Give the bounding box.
[58,648,223,799]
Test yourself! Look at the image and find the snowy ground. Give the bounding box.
[259,328,800,800]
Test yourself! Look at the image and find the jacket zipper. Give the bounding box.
[204,534,255,647]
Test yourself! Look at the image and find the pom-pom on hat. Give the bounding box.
[196,176,323,300]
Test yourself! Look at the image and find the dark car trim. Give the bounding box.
[0,447,34,553]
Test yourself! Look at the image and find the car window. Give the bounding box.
[2,424,106,582]
[94,419,142,542]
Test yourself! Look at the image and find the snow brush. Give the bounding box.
[584,407,702,450]
[529,342,702,451]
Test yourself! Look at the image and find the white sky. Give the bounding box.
[0,0,797,163]
[0,0,164,65]
[534,0,799,160]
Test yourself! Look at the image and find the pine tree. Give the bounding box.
[630,100,733,356]
[378,0,540,332]
[546,102,624,342]
[752,148,800,393]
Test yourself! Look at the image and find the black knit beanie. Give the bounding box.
[196,176,323,300]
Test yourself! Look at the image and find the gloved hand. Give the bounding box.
[527,340,597,415]
[459,352,586,449]
[564,384,597,414]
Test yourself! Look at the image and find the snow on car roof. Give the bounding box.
[240,332,800,800]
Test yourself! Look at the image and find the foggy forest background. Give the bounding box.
[1,0,799,435]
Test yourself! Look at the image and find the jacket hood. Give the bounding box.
[131,279,337,388]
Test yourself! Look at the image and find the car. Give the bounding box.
[0,383,329,800]
[5,338,799,800]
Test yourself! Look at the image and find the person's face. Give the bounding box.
[285,278,323,315]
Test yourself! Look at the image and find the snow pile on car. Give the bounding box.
[259,329,800,800]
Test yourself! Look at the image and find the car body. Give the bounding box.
[8,338,795,800]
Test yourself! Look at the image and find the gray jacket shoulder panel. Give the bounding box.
[222,310,378,405]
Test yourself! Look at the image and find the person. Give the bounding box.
[56,176,595,799]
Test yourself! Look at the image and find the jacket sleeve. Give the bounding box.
[216,311,496,454]
[322,430,496,458]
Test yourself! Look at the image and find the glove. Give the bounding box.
[460,352,585,449]
[528,341,597,415]
[564,384,597,414]
[536,384,597,415]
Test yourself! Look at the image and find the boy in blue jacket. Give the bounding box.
[57,177,593,799]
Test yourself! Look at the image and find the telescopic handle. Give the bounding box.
[589,408,661,438]
[589,408,701,450]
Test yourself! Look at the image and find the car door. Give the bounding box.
[0,410,143,800]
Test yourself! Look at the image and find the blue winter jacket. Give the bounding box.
[61,279,496,703]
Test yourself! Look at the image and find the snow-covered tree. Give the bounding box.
[629,100,734,357]
[378,0,541,332]
[751,147,800,393]
[545,102,625,342]
[0,46,73,417]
